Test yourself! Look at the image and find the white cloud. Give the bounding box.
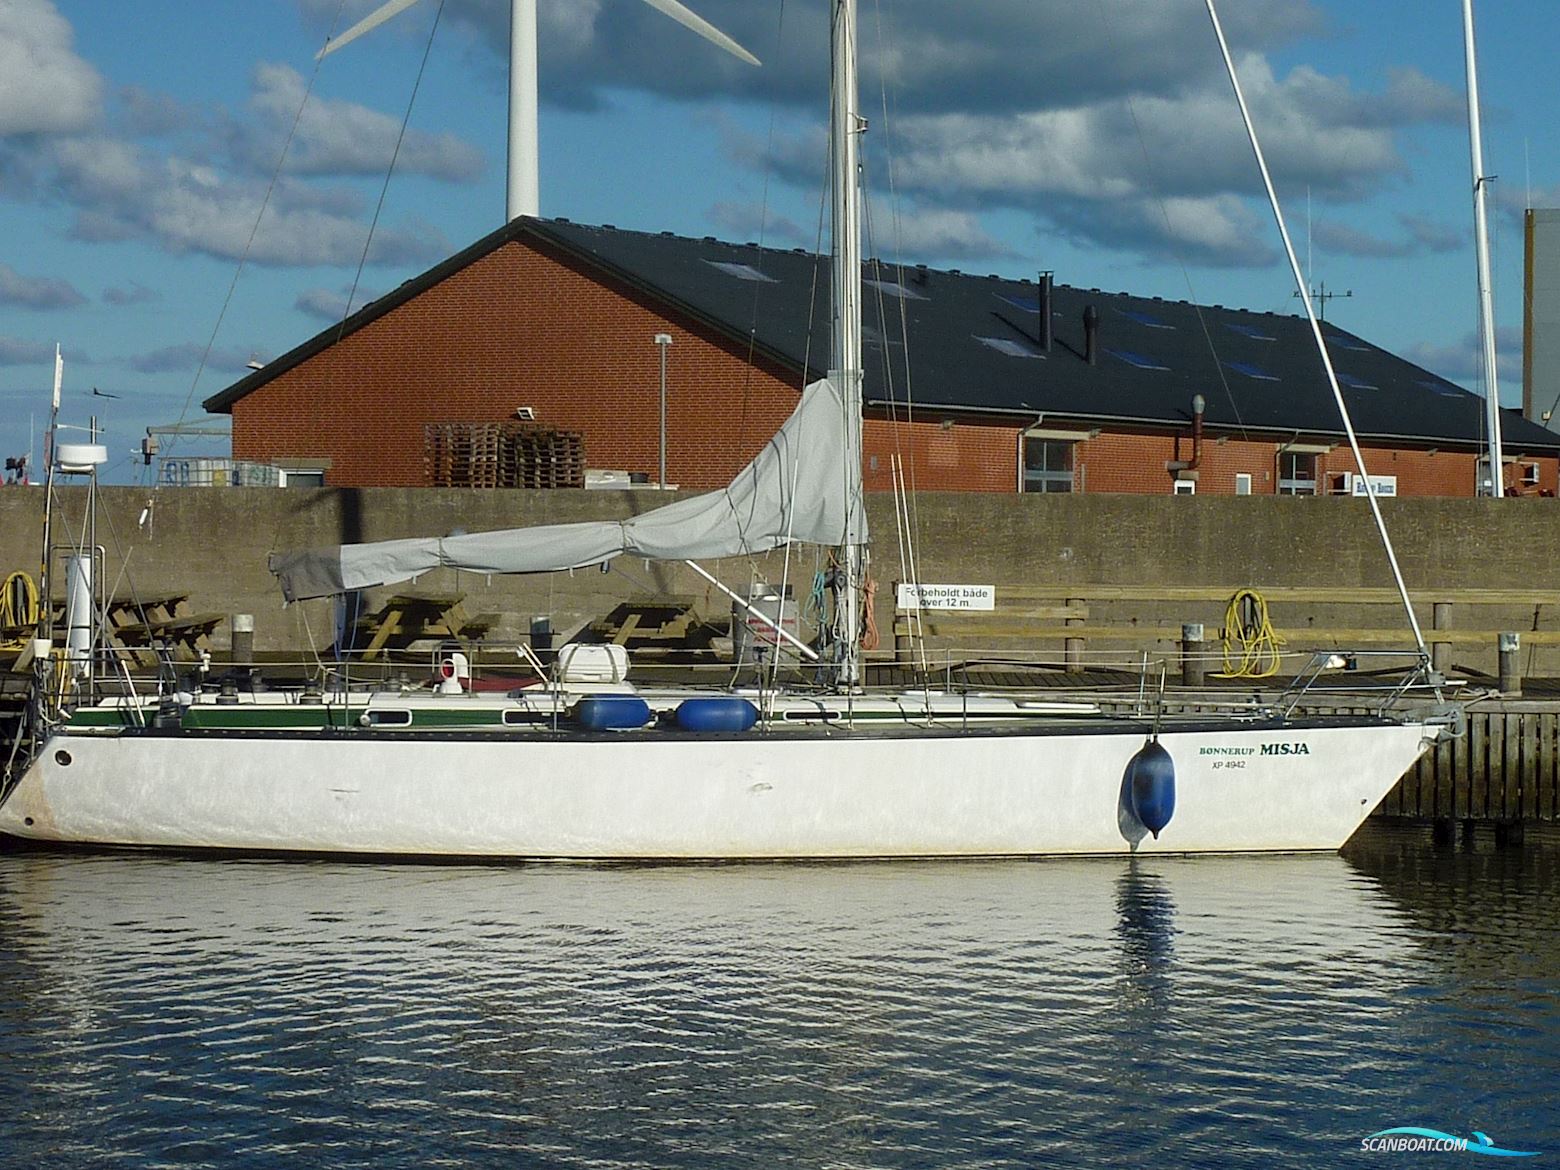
[0,261,87,309]
[294,284,382,321]
[1405,326,1522,385]
[102,281,161,306]
[0,335,61,366]
[49,136,449,268]
[236,64,484,182]
[127,343,257,375]
[0,0,103,135]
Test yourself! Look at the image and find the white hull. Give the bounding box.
[0,719,1436,857]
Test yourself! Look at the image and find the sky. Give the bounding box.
[2,0,1558,484]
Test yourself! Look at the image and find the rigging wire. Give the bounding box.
[334,0,447,352]
[163,0,355,470]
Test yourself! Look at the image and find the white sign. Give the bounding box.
[896,583,996,611]
[1349,473,1398,497]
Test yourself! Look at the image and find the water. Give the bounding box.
[1,826,1555,1168]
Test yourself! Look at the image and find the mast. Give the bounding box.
[1463,0,1505,495]
[829,0,867,687]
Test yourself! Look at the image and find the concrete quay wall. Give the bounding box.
[2,488,1556,673]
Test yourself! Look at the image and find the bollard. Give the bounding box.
[231,613,255,664]
[1064,597,1085,673]
[1431,601,1452,675]
[1498,631,1521,694]
[1181,622,1206,687]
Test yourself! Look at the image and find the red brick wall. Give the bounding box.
[230,239,1556,498]
[232,240,802,488]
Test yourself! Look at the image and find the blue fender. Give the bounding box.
[675,697,759,733]
[1125,739,1176,838]
[574,695,652,730]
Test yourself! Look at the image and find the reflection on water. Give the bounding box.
[1,827,1556,1168]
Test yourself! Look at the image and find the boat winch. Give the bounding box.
[1124,739,1176,839]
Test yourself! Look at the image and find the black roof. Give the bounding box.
[208,216,1558,454]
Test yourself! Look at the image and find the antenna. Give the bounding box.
[1292,281,1353,323]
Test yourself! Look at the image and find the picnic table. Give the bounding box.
[108,592,227,662]
[354,591,500,660]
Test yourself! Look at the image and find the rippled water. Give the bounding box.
[1,826,1556,1168]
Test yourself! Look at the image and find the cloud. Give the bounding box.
[864,202,1015,264]
[0,262,87,309]
[49,136,450,267]
[1312,213,1463,259]
[294,284,382,321]
[232,64,484,182]
[127,343,257,375]
[706,201,811,248]
[0,0,103,135]
[0,336,61,366]
[102,281,161,306]
[1404,325,1521,385]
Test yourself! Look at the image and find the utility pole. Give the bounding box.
[653,334,672,488]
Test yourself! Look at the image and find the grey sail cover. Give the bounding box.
[269,376,866,601]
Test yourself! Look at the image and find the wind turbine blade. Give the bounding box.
[638,0,761,66]
[316,0,428,60]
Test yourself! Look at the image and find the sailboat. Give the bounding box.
[0,1,1452,858]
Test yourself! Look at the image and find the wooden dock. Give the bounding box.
[1382,700,1560,823]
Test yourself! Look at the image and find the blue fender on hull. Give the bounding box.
[1126,739,1176,838]
[675,697,760,733]
[574,695,653,731]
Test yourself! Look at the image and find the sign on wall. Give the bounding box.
[895,583,997,611]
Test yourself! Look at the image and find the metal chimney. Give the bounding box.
[1083,304,1100,365]
[1038,271,1054,352]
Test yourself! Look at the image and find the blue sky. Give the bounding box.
[2,0,1557,483]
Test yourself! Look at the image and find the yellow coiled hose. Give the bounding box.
[0,570,39,649]
[1217,588,1285,679]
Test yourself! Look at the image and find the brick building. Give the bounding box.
[207,217,1560,497]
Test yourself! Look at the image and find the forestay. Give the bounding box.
[269,376,866,602]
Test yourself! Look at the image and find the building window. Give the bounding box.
[1023,438,1074,493]
[1234,473,1253,496]
[1278,452,1317,495]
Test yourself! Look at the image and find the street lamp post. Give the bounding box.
[653,333,673,488]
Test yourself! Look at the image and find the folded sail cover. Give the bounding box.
[269,377,867,602]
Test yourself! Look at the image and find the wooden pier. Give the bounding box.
[1381,701,1560,823]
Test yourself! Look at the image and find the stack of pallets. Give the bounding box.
[423,423,585,489]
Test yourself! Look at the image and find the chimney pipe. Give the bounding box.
[1038,271,1054,352]
[1083,303,1099,365]
[1191,393,1205,469]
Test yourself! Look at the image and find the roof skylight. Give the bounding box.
[1117,308,1174,329]
[1226,360,1279,381]
[1337,373,1379,391]
[1325,331,1370,352]
[865,277,927,301]
[976,335,1044,358]
[704,260,776,283]
[997,293,1041,313]
[1224,322,1277,342]
[1108,349,1170,371]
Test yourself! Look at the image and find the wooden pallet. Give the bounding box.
[423,422,585,489]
